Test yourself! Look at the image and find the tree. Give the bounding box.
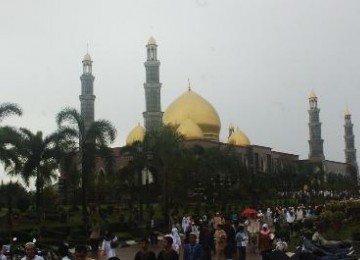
[0,103,22,170]
[56,107,116,228]
[7,128,60,211]
[142,125,184,227]
[0,181,28,213]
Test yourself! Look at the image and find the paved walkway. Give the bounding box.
[114,243,262,260]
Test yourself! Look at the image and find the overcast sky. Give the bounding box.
[1,0,360,184]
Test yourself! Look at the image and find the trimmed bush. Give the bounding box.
[331,211,345,222]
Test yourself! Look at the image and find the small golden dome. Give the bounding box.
[228,127,250,146]
[345,108,351,117]
[163,89,221,141]
[83,52,92,62]
[309,90,317,100]
[177,118,204,140]
[147,36,157,46]
[126,124,145,146]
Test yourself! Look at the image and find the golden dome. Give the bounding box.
[309,90,317,100]
[177,118,204,140]
[228,127,250,146]
[163,89,221,141]
[126,124,145,146]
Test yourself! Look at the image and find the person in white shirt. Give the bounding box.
[295,207,304,222]
[100,230,118,259]
[286,209,295,235]
[21,242,44,260]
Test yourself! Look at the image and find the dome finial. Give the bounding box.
[83,43,92,62]
[188,78,191,91]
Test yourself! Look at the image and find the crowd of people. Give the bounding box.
[139,204,354,259]
[2,204,356,259]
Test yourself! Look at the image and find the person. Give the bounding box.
[149,219,158,245]
[212,212,224,230]
[58,243,71,260]
[247,216,260,253]
[183,232,203,260]
[21,242,44,260]
[235,225,248,260]
[170,227,182,254]
[258,224,273,260]
[0,241,6,260]
[285,209,295,235]
[198,221,212,260]
[214,224,227,260]
[157,236,178,260]
[223,219,236,260]
[100,230,118,259]
[89,219,101,252]
[134,238,156,260]
[74,245,94,260]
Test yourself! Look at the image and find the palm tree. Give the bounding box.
[142,125,184,227]
[7,128,60,211]
[56,107,116,227]
[0,103,22,170]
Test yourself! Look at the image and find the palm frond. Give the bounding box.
[86,119,117,146]
[56,107,84,130]
[0,103,22,122]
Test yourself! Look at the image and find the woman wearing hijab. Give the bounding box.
[170,227,182,254]
[258,224,274,260]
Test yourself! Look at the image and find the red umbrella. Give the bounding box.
[241,208,257,217]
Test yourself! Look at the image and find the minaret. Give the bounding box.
[80,52,95,132]
[344,109,357,167]
[143,36,163,132]
[308,91,325,161]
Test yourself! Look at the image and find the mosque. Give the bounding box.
[74,36,358,183]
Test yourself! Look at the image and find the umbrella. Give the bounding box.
[241,208,257,217]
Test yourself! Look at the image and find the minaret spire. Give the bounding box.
[80,51,95,132]
[308,91,325,161]
[143,36,163,131]
[344,108,357,168]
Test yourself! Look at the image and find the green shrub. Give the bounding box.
[299,228,313,239]
[352,229,360,241]
[320,210,332,227]
[276,224,290,241]
[302,218,315,230]
[331,211,345,222]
